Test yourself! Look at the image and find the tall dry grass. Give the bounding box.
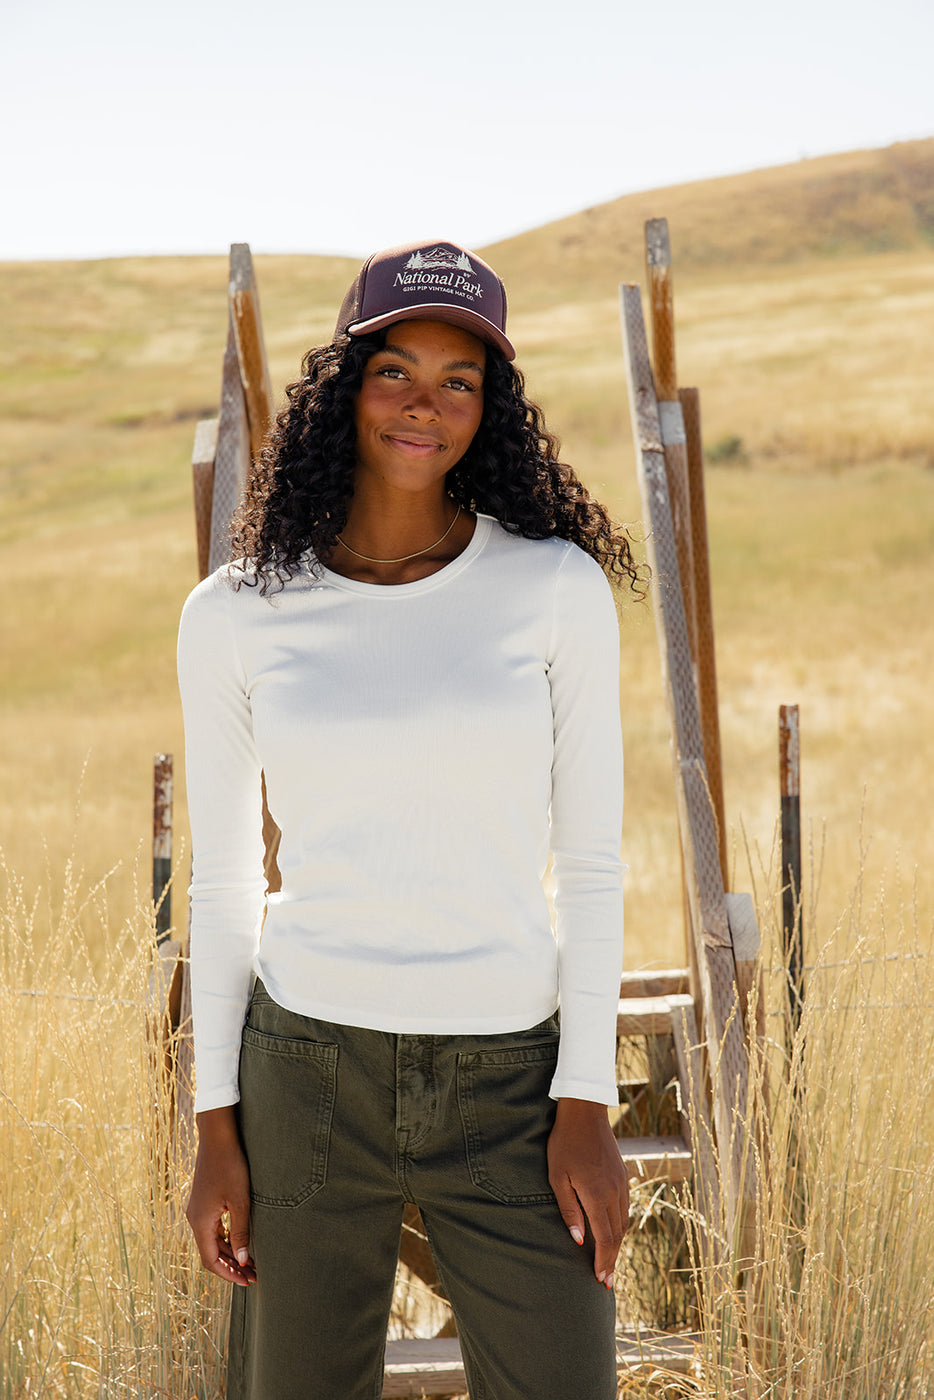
[675,859,934,1398]
[3,838,933,1397]
[0,852,228,1397]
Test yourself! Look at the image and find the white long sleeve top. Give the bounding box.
[177,515,625,1112]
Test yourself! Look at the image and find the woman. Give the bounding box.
[178,239,642,1400]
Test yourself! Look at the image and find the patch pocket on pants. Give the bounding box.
[457,1041,559,1204]
[237,1026,338,1207]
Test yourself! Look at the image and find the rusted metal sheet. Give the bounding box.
[153,753,173,944]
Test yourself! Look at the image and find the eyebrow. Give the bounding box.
[380,342,485,377]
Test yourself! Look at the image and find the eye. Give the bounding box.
[446,377,480,393]
[374,363,408,380]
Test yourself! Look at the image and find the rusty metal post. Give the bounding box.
[779,706,803,1036]
[153,754,173,944]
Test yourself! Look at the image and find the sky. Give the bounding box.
[3,0,933,262]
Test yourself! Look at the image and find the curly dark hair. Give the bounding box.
[229,331,645,596]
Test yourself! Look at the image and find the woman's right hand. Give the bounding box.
[186,1105,257,1287]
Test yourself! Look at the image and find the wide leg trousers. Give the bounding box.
[226,981,617,1400]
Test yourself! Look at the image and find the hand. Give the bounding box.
[186,1106,257,1287]
[547,1098,629,1289]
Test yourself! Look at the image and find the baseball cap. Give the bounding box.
[335,239,515,361]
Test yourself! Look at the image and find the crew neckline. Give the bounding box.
[315,514,493,596]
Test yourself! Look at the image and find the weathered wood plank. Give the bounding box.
[619,1134,693,1182]
[382,1339,466,1398]
[620,281,754,1235]
[617,996,675,1037]
[619,968,689,998]
[382,1331,702,1395]
[229,242,275,465]
[646,220,698,669]
[658,403,699,671]
[209,320,249,574]
[667,993,718,1242]
[680,386,728,886]
[725,891,761,1035]
[616,1327,701,1372]
[191,417,218,582]
[645,218,678,400]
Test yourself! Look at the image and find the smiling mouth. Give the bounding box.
[385,434,444,456]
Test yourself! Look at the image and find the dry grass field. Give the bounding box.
[2,137,934,1394]
[2,139,933,967]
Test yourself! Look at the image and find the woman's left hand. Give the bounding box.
[547,1097,630,1289]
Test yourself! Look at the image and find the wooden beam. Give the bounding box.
[680,386,728,885]
[617,996,677,1037]
[209,321,250,574]
[619,1135,693,1183]
[620,281,754,1236]
[229,243,275,465]
[725,892,761,1037]
[645,218,678,400]
[667,993,718,1243]
[645,220,699,669]
[382,1339,466,1398]
[619,968,690,998]
[191,417,218,583]
[382,1331,703,1396]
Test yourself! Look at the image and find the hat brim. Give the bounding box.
[346,304,516,362]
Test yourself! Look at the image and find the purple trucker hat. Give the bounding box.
[335,239,515,360]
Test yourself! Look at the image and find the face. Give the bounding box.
[353,319,485,494]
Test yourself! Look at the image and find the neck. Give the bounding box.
[338,492,458,562]
[327,486,474,585]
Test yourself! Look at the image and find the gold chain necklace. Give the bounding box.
[335,505,462,564]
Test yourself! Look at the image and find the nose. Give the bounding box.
[402,384,441,422]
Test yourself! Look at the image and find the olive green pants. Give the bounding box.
[227,981,616,1400]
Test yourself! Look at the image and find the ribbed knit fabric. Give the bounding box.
[177,516,625,1112]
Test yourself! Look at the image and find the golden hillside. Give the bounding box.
[487,137,934,297]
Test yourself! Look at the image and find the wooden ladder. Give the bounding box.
[614,968,714,1199]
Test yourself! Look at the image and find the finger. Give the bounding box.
[215,1237,258,1287]
[580,1194,623,1286]
[228,1204,254,1272]
[189,1208,256,1286]
[549,1172,586,1246]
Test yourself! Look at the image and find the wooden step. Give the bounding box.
[383,1339,466,1397]
[620,967,690,999]
[619,1133,693,1183]
[383,1329,701,1394]
[617,995,677,1037]
[616,1327,701,1373]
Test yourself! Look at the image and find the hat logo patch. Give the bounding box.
[393,245,483,302]
[405,246,474,273]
